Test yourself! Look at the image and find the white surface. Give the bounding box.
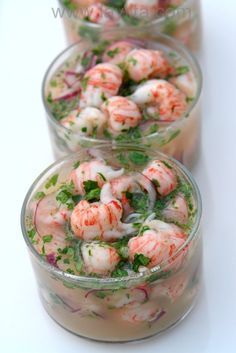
[0,0,235,352]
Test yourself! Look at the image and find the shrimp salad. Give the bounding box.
[23,148,202,341]
[45,38,199,164]
[61,0,186,26]
[60,1,201,50]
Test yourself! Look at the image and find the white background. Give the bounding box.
[0,0,235,352]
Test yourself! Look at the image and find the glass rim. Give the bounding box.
[58,0,196,29]
[42,32,202,142]
[21,144,202,287]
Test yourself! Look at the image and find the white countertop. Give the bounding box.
[1,0,236,352]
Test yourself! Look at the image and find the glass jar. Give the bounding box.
[21,145,202,342]
[58,0,202,51]
[42,32,202,168]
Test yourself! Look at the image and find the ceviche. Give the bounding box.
[59,0,201,51]
[43,34,202,167]
[21,146,202,341]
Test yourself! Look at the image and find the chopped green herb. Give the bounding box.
[28,228,36,244]
[73,161,80,169]
[133,254,150,272]
[66,268,75,275]
[83,180,101,201]
[50,80,57,87]
[92,41,110,56]
[163,19,177,35]
[176,66,190,75]
[128,151,149,165]
[79,26,98,42]
[42,234,53,243]
[81,76,89,91]
[35,191,45,200]
[63,258,70,264]
[126,192,149,213]
[81,127,87,133]
[107,47,120,58]
[161,160,173,169]
[45,174,58,189]
[63,0,77,11]
[81,56,91,68]
[112,268,128,277]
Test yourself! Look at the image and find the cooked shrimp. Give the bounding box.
[130,79,187,121]
[142,160,177,196]
[81,241,120,275]
[125,49,172,82]
[61,107,107,137]
[103,286,149,308]
[121,302,165,323]
[101,96,141,135]
[163,193,189,224]
[170,71,197,98]
[151,275,188,303]
[80,63,123,108]
[125,0,159,20]
[84,3,123,26]
[128,220,186,269]
[70,159,124,195]
[70,183,134,241]
[102,41,136,66]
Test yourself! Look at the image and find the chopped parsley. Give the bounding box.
[45,174,58,189]
[28,228,37,244]
[81,76,89,91]
[126,192,149,213]
[83,180,101,202]
[128,151,149,165]
[35,191,45,200]
[176,66,190,75]
[42,234,53,243]
[107,47,120,58]
[133,254,150,272]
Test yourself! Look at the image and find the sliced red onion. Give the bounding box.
[64,71,82,88]
[134,287,149,301]
[46,253,58,267]
[124,38,146,48]
[124,213,143,223]
[150,309,166,323]
[53,87,81,102]
[85,289,110,299]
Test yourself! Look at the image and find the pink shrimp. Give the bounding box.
[80,63,123,108]
[101,96,142,135]
[170,71,197,98]
[81,241,120,275]
[103,286,149,308]
[125,0,159,20]
[69,159,124,195]
[121,302,165,323]
[142,160,177,196]
[151,274,189,303]
[163,193,189,224]
[60,107,107,137]
[102,41,136,65]
[70,183,134,241]
[130,79,187,121]
[125,49,172,82]
[84,3,123,27]
[34,194,71,254]
[128,220,187,269]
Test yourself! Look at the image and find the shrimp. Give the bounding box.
[163,193,189,224]
[61,107,107,137]
[151,275,189,303]
[101,96,142,135]
[121,302,165,323]
[103,286,149,308]
[170,71,197,98]
[34,194,71,255]
[130,79,187,121]
[70,183,134,241]
[102,41,136,65]
[84,3,123,27]
[81,241,120,275]
[80,63,123,108]
[142,159,177,196]
[125,49,172,82]
[70,159,124,195]
[125,0,159,20]
[128,220,186,269]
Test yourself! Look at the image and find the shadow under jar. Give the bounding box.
[43,33,202,168]
[21,145,202,342]
[58,0,202,52]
